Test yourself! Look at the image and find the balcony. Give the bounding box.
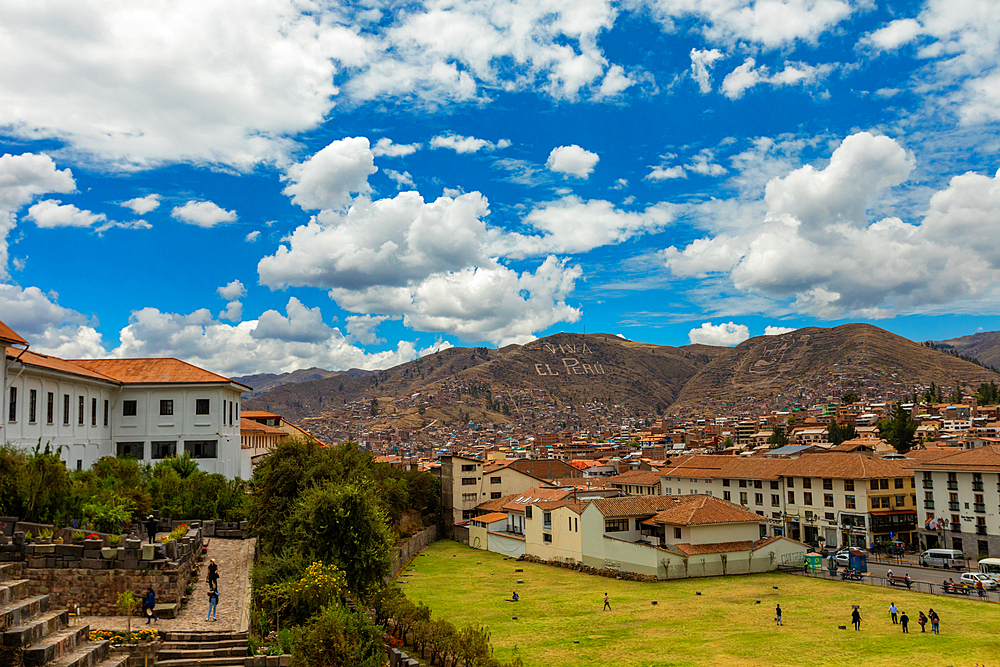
[973,482,984,492]
[924,501,935,510]
[950,523,962,532]
[947,481,959,490]
[922,480,934,489]
[975,503,986,513]
[949,502,961,511]
[977,526,988,536]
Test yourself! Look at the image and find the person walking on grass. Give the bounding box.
[851,608,861,631]
[900,611,909,633]
[206,585,219,622]
[889,602,898,624]
[603,593,611,611]
[917,611,927,632]
[775,604,782,626]
[929,609,939,635]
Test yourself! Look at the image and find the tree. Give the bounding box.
[767,430,788,448]
[370,398,378,417]
[291,604,385,667]
[842,391,859,404]
[827,420,858,447]
[878,402,917,454]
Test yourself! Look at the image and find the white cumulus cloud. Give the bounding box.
[764,325,796,336]
[430,134,511,154]
[546,145,600,178]
[688,321,750,346]
[690,48,724,93]
[120,194,161,215]
[171,200,237,228]
[282,137,377,211]
[372,138,421,157]
[27,200,106,228]
[244,231,261,243]
[217,280,246,301]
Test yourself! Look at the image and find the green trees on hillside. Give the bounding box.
[827,420,858,447]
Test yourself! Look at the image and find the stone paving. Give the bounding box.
[79,537,256,634]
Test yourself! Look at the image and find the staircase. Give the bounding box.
[155,631,249,667]
[0,561,127,667]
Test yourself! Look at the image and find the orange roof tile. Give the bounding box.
[674,540,755,555]
[473,512,509,524]
[590,495,685,518]
[240,418,287,435]
[904,444,1000,472]
[243,410,280,419]
[0,320,27,346]
[651,495,764,526]
[71,357,250,388]
[8,348,118,383]
[607,470,663,487]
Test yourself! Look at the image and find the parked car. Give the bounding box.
[919,548,965,569]
[960,572,997,590]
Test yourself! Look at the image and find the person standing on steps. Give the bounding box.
[207,558,219,589]
[851,608,861,631]
[775,604,782,626]
[145,515,158,545]
[889,602,898,624]
[143,587,159,624]
[206,584,219,622]
[603,593,611,611]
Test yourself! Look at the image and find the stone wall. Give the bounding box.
[390,525,439,577]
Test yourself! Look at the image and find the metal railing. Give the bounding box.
[797,569,1000,602]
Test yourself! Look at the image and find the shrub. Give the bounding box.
[291,605,384,667]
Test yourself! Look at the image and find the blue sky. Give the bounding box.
[1,0,999,376]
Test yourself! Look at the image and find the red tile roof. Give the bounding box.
[0,320,27,346]
[651,495,764,526]
[243,410,280,419]
[71,357,250,388]
[240,418,287,435]
[7,348,117,382]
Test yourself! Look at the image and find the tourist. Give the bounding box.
[851,608,861,631]
[207,585,219,622]
[775,604,782,626]
[887,568,893,580]
[888,602,898,624]
[929,609,940,635]
[143,587,159,624]
[904,573,911,589]
[917,611,927,632]
[145,515,158,545]
[900,611,909,633]
[603,593,611,611]
[207,559,219,588]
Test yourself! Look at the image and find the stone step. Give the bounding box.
[159,639,248,651]
[0,579,29,605]
[162,631,249,642]
[94,655,129,667]
[23,625,91,667]
[155,657,248,667]
[47,640,109,667]
[0,562,25,582]
[0,595,50,632]
[2,609,70,647]
[158,646,248,660]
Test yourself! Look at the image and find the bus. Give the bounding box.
[978,558,1000,582]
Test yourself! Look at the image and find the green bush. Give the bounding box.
[291,605,384,667]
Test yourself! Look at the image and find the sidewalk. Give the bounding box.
[80,537,256,634]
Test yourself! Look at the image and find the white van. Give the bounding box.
[978,558,1000,582]
[919,549,965,569]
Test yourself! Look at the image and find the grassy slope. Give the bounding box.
[402,541,1000,667]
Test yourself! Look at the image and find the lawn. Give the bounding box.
[400,540,1000,667]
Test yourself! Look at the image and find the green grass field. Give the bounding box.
[400,540,1000,667]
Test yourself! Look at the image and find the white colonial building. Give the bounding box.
[1,319,251,478]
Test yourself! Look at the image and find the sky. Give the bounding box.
[1,0,1000,377]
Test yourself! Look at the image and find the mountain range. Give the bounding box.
[244,324,1000,423]
[929,331,1000,370]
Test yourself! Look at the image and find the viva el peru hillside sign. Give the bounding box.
[532,342,607,377]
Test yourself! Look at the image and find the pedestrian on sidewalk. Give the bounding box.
[206,585,219,622]
[851,608,861,631]
[143,587,159,624]
[900,611,909,633]
[207,558,219,588]
[775,604,782,626]
[889,602,898,624]
[603,593,611,611]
